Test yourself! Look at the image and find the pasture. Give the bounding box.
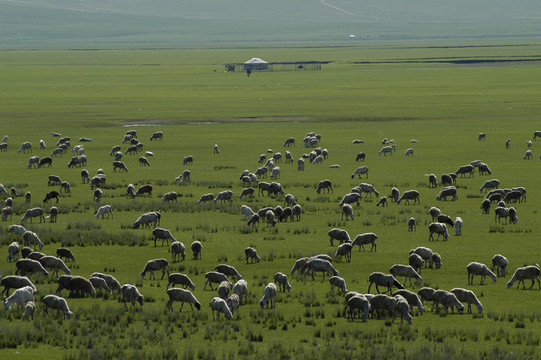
[0,43,541,359]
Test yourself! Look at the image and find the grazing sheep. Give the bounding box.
[238,188,255,201]
[328,228,350,246]
[428,222,449,241]
[389,187,400,203]
[392,289,425,315]
[494,206,510,223]
[368,272,405,294]
[508,206,519,224]
[259,283,278,309]
[167,273,195,290]
[7,241,20,262]
[132,211,161,229]
[389,265,422,287]
[396,190,420,205]
[18,142,32,154]
[20,207,45,225]
[329,276,347,294]
[246,213,259,227]
[428,174,438,188]
[92,189,103,203]
[292,204,302,221]
[112,160,129,173]
[300,258,339,280]
[341,204,354,220]
[503,190,522,203]
[43,190,60,204]
[233,279,248,304]
[23,300,35,320]
[481,198,491,214]
[167,288,201,312]
[110,145,121,156]
[197,193,214,204]
[436,186,458,201]
[467,262,497,285]
[95,204,113,219]
[217,280,232,299]
[3,285,34,311]
[38,156,53,168]
[433,290,465,314]
[22,231,44,250]
[27,156,39,169]
[121,284,144,308]
[351,232,377,252]
[408,217,416,232]
[56,275,95,297]
[376,196,388,207]
[265,210,277,227]
[43,294,73,319]
[335,243,353,263]
[431,253,443,269]
[171,241,186,262]
[378,146,395,156]
[138,156,151,166]
[491,254,509,277]
[89,273,121,293]
[478,132,486,141]
[39,256,71,276]
[21,247,33,259]
[46,206,58,223]
[290,257,309,275]
[152,228,176,247]
[24,191,31,203]
[1,276,36,297]
[506,266,541,290]
[211,297,233,320]
[480,179,500,194]
[408,253,425,273]
[355,151,366,162]
[28,252,46,261]
[409,247,433,269]
[89,277,109,295]
[204,272,231,290]
[345,294,371,321]
[134,184,152,198]
[284,137,295,147]
[273,272,292,292]
[527,140,533,147]
[191,241,202,260]
[183,155,193,165]
[141,258,169,280]
[339,193,361,207]
[455,164,474,177]
[394,294,413,324]
[450,288,483,313]
[404,148,414,157]
[417,287,436,310]
[270,166,281,179]
[215,264,243,280]
[316,179,333,194]
[351,166,369,179]
[80,169,90,183]
[524,149,532,159]
[369,294,398,320]
[297,158,305,171]
[478,162,492,175]
[226,294,240,316]
[214,190,233,205]
[358,183,380,198]
[149,131,163,141]
[245,247,260,263]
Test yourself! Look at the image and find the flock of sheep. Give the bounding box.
[0,128,540,326]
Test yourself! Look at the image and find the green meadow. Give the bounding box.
[0,42,541,359]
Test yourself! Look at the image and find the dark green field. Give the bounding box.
[1,40,541,359]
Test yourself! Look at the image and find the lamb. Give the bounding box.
[39,255,71,276]
[394,294,413,324]
[523,149,532,159]
[428,174,438,188]
[292,204,302,221]
[149,131,163,141]
[191,241,203,260]
[508,206,519,224]
[23,301,36,320]
[246,213,260,227]
[450,288,483,313]
[93,189,103,202]
[140,258,169,280]
[132,211,161,229]
[121,284,144,308]
[25,191,31,203]
[22,231,44,250]
[89,273,121,293]
[297,158,305,171]
[408,217,416,231]
[431,253,443,269]
[239,188,255,199]
[328,228,350,246]
[491,254,509,277]
[390,187,400,203]
[21,207,45,224]
[368,272,405,294]
[217,281,232,299]
[89,277,109,295]
[214,190,233,205]
[506,266,541,290]
[171,241,186,262]
[389,264,422,286]
[406,253,424,274]
[300,258,339,280]
[134,184,152,197]
[480,179,500,193]
[351,232,377,251]
[376,196,388,207]
[436,186,458,201]
[409,247,433,268]
[233,279,248,304]
[60,181,71,193]
[215,264,243,280]
[43,294,74,319]
[204,272,231,290]
[341,204,355,221]
[95,204,113,219]
[7,241,19,262]
[56,275,96,297]
[397,190,420,205]
[152,228,176,247]
[2,286,35,311]
[455,164,474,177]
[211,297,233,320]
[162,191,178,203]
[81,169,90,183]
[167,273,195,290]
[467,262,497,285]
[167,288,201,313]
[392,289,425,315]
[454,217,463,236]
[428,222,449,241]
[335,243,353,263]
[329,276,347,294]
[481,198,491,214]
[197,193,214,204]
[259,282,278,309]
[404,148,414,157]
[238,247,260,266]
[351,166,369,179]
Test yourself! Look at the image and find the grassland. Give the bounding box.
[0,42,541,359]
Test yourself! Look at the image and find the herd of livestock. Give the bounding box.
[1,128,540,324]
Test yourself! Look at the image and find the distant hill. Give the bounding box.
[2,0,541,48]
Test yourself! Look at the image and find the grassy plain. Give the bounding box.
[0,42,541,359]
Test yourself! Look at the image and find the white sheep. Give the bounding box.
[1,275,36,296]
[259,283,277,309]
[152,228,176,247]
[204,272,231,290]
[491,254,508,277]
[351,232,377,251]
[345,294,371,322]
[433,290,464,314]
[215,264,243,280]
[140,258,169,280]
[8,241,20,262]
[20,208,45,224]
[42,294,73,319]
[15,259,48,277]
[89,277,109,294]
[392,289,425,315]
[300,258,339,280]
[217,281,232,299]
[404,148,414,157]
[408,217,416,232]
[233,279,248,304]
[239,188,255,199]
[341,203,354,220]
[95,205,113,219]
[450,288,483,313]
[397,190,420,205]
[368,272,405,294]
[428,222,449,241]
[369,294,398,320]
[39,255,71,276]
[378,146,394,156]
[329,276,347,293]
[89,273,121,293]
[191,241,203,260]
[162,191,178,203]
[211,297,233,320]
[454,217,463,236]
[240,205,255,220]
[167,288,201,312]
[132,211,161,229]
[3,285,35,310]
[351,166,369,179]
[506,266,541,290]
[334,243,353,263]
[121,284,144,308]
[467,262,497,285]
[389,264,422,287]
[8,224,27,236]
[23,301,36,320]
[171,241,186,262]
[274,272,292,292]
[226,294,240,315]
[167,273,195,290]
[394,294,413,324]
[328,228,351,246]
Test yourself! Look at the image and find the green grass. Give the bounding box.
[0,42,540,359]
